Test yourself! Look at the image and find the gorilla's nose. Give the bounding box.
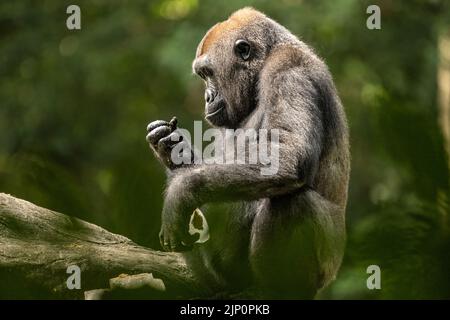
[205,89,216,104]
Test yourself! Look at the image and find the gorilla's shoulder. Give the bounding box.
[261,44,324,79]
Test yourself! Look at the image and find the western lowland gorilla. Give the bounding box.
[146,7,350,298]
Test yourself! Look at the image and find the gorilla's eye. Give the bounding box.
[234,39,251,61]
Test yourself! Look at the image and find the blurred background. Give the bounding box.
[1,0,449,299]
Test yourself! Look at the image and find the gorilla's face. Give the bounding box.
[193,27,266,128]
[193,53,230,127]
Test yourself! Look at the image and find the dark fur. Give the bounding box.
[146,8,350,298]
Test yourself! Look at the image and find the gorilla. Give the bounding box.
[146,7,350,298]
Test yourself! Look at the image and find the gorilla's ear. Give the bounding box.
[234,39,251,61]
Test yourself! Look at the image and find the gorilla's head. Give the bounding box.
[192,8,294,128]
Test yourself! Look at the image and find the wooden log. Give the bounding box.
[0,193,205,299]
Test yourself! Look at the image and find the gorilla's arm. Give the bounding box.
[173,67,324,204]
[159,68,326,251]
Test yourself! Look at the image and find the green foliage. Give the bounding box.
[0,0,449,298]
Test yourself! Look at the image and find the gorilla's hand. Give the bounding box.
[146,117,188,170]
[159,197,199,252]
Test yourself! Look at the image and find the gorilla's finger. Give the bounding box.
[171,238,193,252]
[169,234,181,252]
[168,117,178,132]
[158,132,183,151]
[147,120,169,133]
[146,125,171,146]
[159,230,166,250]
[162,232,171,252]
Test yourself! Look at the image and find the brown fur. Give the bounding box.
[197,8,266,57]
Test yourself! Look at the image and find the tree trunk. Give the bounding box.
[437,29,450,229]
[0,193,205,299]
[438,29,450,165]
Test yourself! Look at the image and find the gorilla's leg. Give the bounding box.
[249,191,345,299]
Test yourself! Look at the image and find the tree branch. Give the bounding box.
[0,193,206,299]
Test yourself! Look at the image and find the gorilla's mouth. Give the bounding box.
[205,95,226,122]
[205,103,225,118]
